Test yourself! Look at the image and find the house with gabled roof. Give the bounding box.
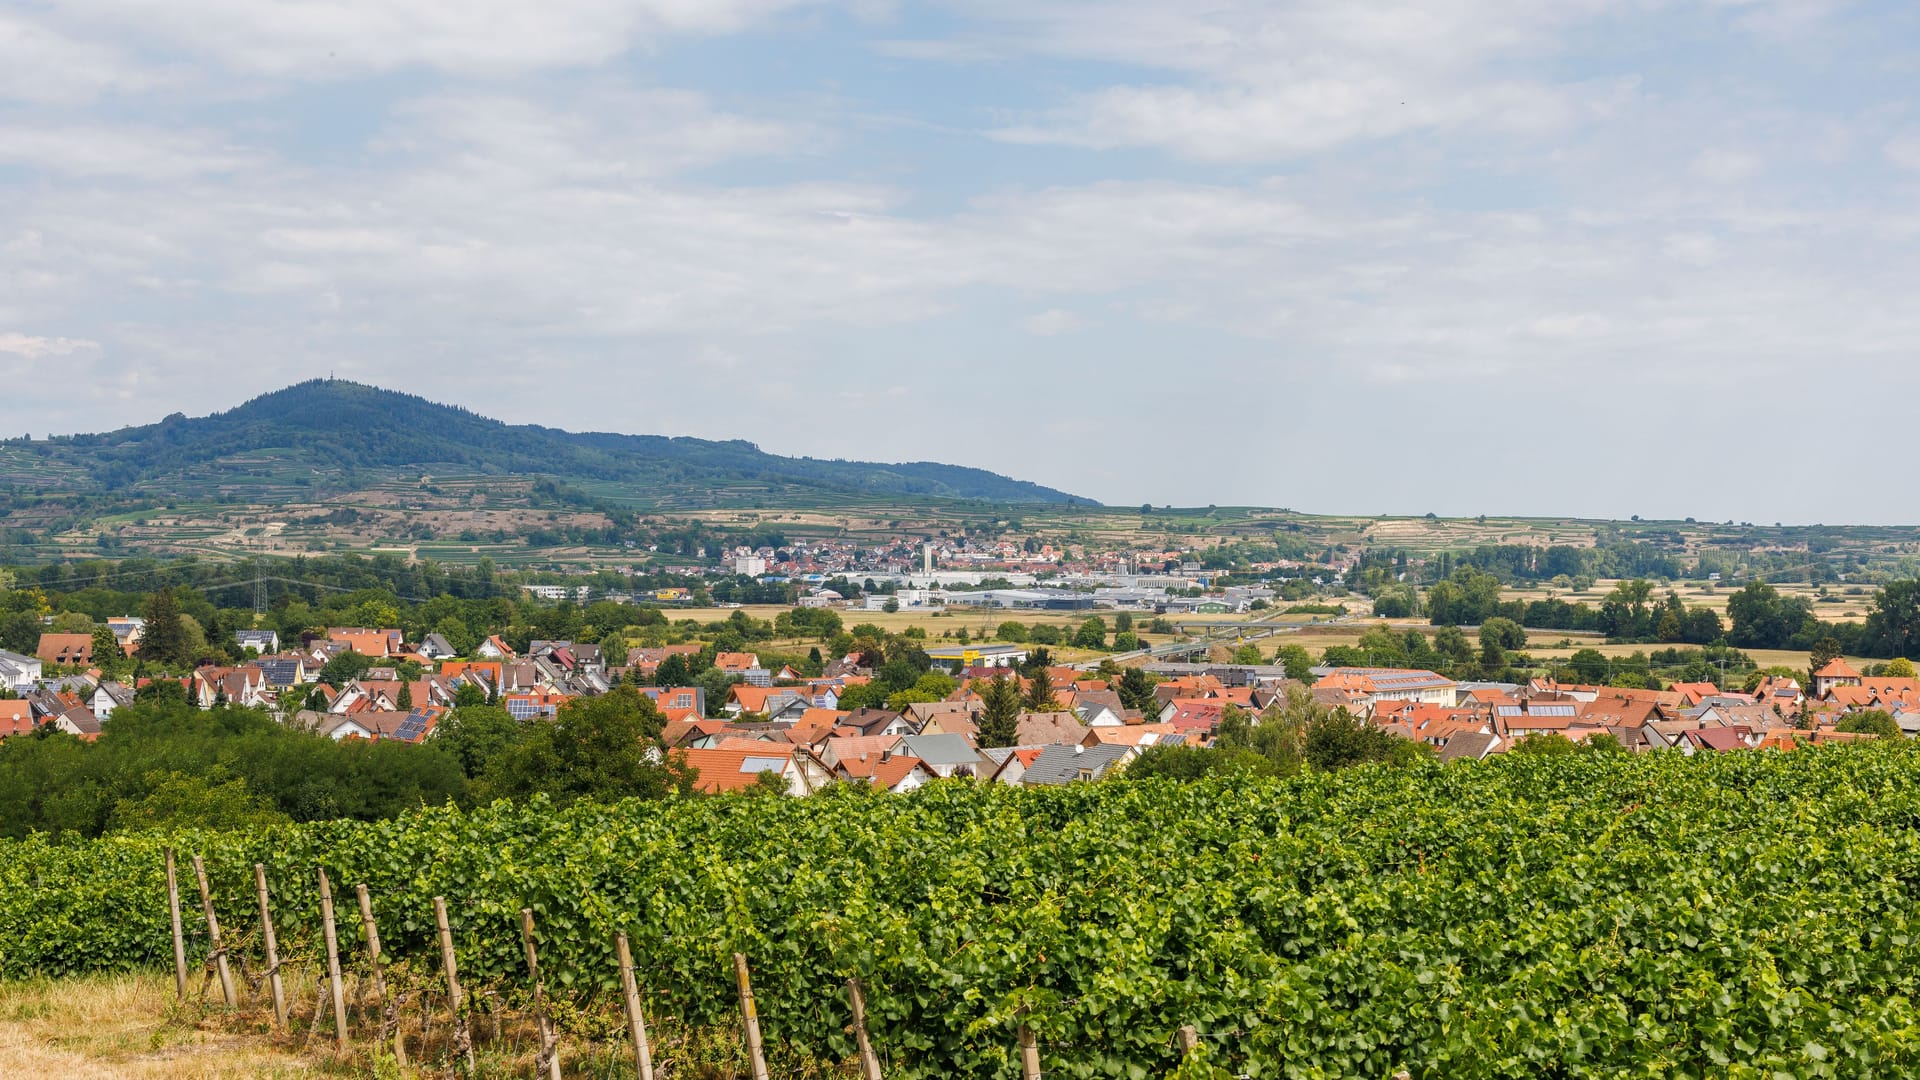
[817,735,905,770]
[842,707,914,738]
[1084,724,1191,750]
[192,665,269,708]
[1016,711,1089,746]
[0,649,43,692]
[0,698,38,740]
[45,702,102,740]
[1677,726,1761,754]
[235,629,280,655]
[897,733,985,778]
[327,627,399,658]
[90,680,134,720]
[1576,696,1663,730]
[980,746,1046,785]
[640,685,706,720]
[1158,699,1227,735]
[624,644,700,678]
[1811,657,1862,700]
[725,685,780,716]
[1072,690,1129,728]
[834,749,932,792]
[1668,682,1720,707]
[254,656,308,691]
[680,745,825,796]
[661,718,733,749]
[1440,730,1506,762]
[714,652,761,674]
[503,687,571,719]
[783,708,843,745]
[1495,702,1579,738]
[36,633,94,667]
[1022,743,1132,786]
[904,700,975,735]
[106,617,144,654]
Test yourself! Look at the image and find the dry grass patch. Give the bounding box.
[0,974,311,1079]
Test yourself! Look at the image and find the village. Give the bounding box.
[3,586,1906,798]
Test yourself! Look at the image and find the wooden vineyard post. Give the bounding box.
[190,855,237,1007]
[520,909,562,1080]
[435,896,475,1074]
[254,864,287,1028]
[317,869,349,1053]
[164,849,188,1000]
[357,885,406,1067]
[615,933,656,1080]
[1177,1025,1198,1056]
[1018,1019,1042,1080]
[733,952,770,1080]
[846,978,883,1080]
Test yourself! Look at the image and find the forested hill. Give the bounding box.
[28,380,1096,505]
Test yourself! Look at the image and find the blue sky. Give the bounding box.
[4,1,1920,520]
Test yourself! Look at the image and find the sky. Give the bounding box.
[4,1,1920,521]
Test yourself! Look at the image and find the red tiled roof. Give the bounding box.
[1814,658,1861,679]
[681,748,791,793]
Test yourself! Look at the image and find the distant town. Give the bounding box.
[5,510,1915,800]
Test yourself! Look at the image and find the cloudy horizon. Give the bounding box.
[5,1,1919,521]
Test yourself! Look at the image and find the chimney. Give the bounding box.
[880,748,891,762]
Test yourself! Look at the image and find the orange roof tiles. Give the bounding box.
[681,748,792,793]
[1814,658,1862,680]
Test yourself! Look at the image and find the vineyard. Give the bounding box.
[6,746,1920,1077]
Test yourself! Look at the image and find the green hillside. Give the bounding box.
[7,380,1094,506]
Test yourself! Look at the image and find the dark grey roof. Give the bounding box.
[1021,743,1131,786]
[256,659,306,687]
[898,733,982,768]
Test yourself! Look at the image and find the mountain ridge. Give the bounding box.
[32,380,1097,506]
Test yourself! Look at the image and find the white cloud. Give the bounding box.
[3,0,1919,519]
[955,0,1632,160]
[381,89,813,180]
[1888,134,1920,172]
[41,0,830,78]
[0,332,99,358]
[1691,148,1763,184]
[0,124,265,179]
[0,12,171,104]
[1022,308,1082,336]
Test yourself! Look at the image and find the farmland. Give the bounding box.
[9,745,1920,1077]
[1500,578,1875,625]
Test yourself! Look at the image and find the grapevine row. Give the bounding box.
[5,746,1920,1077]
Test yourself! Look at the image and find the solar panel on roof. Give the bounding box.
[394,709,431,742]
[740,756,787,772]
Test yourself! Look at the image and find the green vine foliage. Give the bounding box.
[6,745,1920,1078]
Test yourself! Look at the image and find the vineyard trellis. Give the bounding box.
[6,746,1920,1076]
